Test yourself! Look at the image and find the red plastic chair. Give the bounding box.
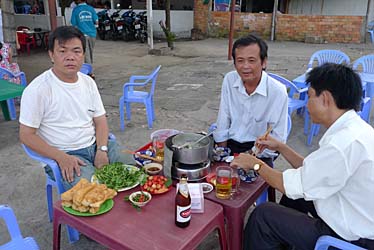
[16,27,36,55]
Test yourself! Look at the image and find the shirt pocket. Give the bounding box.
[252,116,268,137]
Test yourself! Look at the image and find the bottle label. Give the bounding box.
[176,204,191,223]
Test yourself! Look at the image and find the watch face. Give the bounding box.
[100,146,108,152]
[254,164,260,171]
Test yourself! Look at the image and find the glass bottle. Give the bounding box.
[175,174,191,228]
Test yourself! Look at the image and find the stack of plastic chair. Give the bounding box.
[79,63,93,75]
[353,54,374,123]
[268,73,308,115]
[0,204,40,250]
[314,235,367,250]
[295,50,351,145]
[0,67,27,120]
[119,65,162,131]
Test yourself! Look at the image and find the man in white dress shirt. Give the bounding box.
[232,63,374,249]
[213,34,288,157]
[213,34,288,201]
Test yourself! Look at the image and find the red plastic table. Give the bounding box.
[205,162,268,250]
[53,186,227,250]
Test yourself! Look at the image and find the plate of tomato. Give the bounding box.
[206,172,216,186]
[141,175,172,194]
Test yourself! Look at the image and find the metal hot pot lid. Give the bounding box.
[171,160,211,182]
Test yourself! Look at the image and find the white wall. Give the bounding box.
[288,0,368,16]
[14,14,65,30]
[0,9,3,42]
[152,10,193,38]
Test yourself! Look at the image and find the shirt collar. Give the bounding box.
[232,71,268,97]
[319,110,357,146]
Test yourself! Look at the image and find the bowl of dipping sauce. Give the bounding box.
[143,162,163,175]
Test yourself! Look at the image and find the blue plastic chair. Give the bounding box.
[368,21,374,44]
[119,65,162,131]
[21,145,80,244]
[268,73,308,115]
[304,95,372,145]
[314,235,367,250]
[256,113,292,205]
[0,67,27,120]
[306,50,351,69]
[20,133,116,243]
[294,50,350,145]
[0,204,40,250]
[21,4,31,14]
[353,55,374,123]
[79,63,93,75]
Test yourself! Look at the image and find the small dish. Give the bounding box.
[133,149,155,167]
[238,168,258,183]
[212,146,231,162]
[129,191,152,207]
[201,182,213,194]
[143,162,163,175]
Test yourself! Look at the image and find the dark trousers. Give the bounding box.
[227,139,277,202]
[243,196,374,250]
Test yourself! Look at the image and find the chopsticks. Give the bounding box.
[262,126,272,140]
[122,149,163,163]
[252,126,272,156]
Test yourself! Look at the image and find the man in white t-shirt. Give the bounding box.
[232,63,374,249]
[19,26,120,190]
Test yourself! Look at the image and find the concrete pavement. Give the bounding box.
[0,38,373,249]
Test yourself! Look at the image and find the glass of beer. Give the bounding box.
[152,135,164,162]
[230,167,240,197]
[215,166,232,199]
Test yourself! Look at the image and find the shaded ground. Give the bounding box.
[0,38,373,249]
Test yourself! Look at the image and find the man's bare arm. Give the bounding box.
[93,115,109,168]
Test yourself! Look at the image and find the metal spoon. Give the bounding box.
[174,129,215,149]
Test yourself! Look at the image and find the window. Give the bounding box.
[14,0,45,14]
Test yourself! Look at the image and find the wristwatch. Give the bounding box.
[98,145,108,153]
[253,163,262,174]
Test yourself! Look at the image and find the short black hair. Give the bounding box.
[232,34,268,63]
[48,26,86,53]
[306,63,362,111]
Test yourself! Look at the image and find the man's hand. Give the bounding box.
[56,154,86,183]
[217,141,228,148]
[255,135,282,154]
[230,153,264,172]
[94,151,109,169]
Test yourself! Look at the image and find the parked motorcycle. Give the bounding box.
[134,11,147,43]
[109,9,125,41]
[121,8,136,41]
[97,9,111,40]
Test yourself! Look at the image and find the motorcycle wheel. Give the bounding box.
[122,29,131,41]
[140,34,146,43]
[98,30,105,40]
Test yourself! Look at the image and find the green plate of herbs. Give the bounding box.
[92,163,147,192]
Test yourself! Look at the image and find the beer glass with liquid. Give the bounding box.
[152,135,164,162]
[215,166,232,199]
